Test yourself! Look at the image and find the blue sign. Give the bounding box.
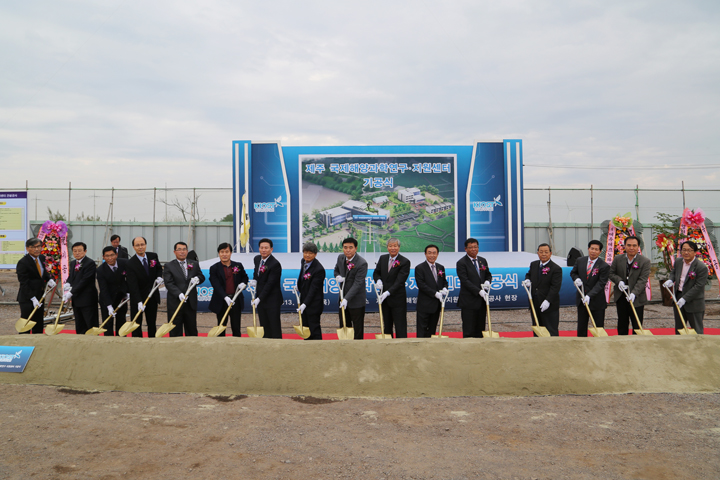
[0,346,34,373]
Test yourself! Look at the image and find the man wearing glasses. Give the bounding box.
[16,238,56,334]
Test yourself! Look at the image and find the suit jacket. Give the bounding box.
[209,260,249,314]
[97,259,129,309]
[608,254,651,305]
[456,255,492,310]
[525,260,562,311]
[68,256,98,308]
[114,245,129,259]
[16,254,52,302]
[253,255,283,306]
[297,259,325,315]
[671,258,708,313]
[415,261,449,314]
[164,259,206,314]
[569,257,609,308]
[126,252,163,305]
[372,254,410,307]
[334,254,368,309]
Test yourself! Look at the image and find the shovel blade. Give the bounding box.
[45,325,65,336]
[482,331,500,338]
[84,327,106,336]
[247,327,264,338]
[589,327,609,337]
[634,329,654,336]
[336,328,354,340]
[532,326,551,337]
[207,325,226,338]
[431,334,449,339]
[15,318,36,333]
[155,323,176,338]
[293,325,311,339]
[678,328,697,335]
[118,322,140,337]
[375,333,392,339]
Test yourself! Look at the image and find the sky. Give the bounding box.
[2,0,720,199]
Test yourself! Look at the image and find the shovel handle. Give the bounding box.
[522,283,542,328]
[573,282,600,330]
[664,285,691,333]
[338,280,348,331]
[372,283,385,335]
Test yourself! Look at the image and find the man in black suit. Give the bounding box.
[297,242,325,340]
[523,243,563,336]
[97,246,129,336]
[249,238,283,339]
[334,237,368,340]
[126,236,163,338]
[163,241,206,337]
[373,238,411,338]
[664,240,708,334]
[209,242,248,337]
[110,234,129,259]
[16,238,55,334]
[608,235,652,335]
[415,244,449,338]
[456,238,493,338]
[65,242,98,335]
[569,240,609,337]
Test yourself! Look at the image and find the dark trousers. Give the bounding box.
[258,303,282,339]
[416,309,441,338]
[130,301,158,338]
[339,307,365,339]
[103,303,128,336]
[576,305,606,337]
[381,302,407,338]
[530,305,559,337]
[673,305,704,334]
[461,306,487,338]
[616,296,644,335]
[300,311,323,340]
[215,305,243,337]
[73,304,98,335]
[19,301,44,334]
[169,307,198,337]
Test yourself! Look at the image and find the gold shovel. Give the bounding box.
[246,286,265,338]
[85,296,130,336]
[207,284,246,338]
[573,282,608,337]
[15,283,54,333]
[118,278,163,337]
[522,282,550,337]
[481,284,500,338]
[156,277,200,337]
[291,286,311,339]
[45,296,68,336]
[431,291,450,339]
[664,285,697,335]
[621,286,653,336]
[336,279,354,340]
[372,282,392,339]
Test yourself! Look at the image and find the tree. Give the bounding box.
[75,212,102,221]
[219,213,233,222]
[160,195,205,222]
[46,208,66,222]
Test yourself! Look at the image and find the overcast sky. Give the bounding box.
[2,0,719,195]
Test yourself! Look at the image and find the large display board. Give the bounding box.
[0,192,28,269]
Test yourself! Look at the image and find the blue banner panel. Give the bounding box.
[467,142,507,251]
[0,346,34,373]
[249,143,291,252]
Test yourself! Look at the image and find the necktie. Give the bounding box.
[472,258,479,274]
[142,257,149,275]
[304,263,309,272]
[36,257,42,276]
[111,265,117,272]
[431,263,437,282]
[388,257,393,271]
[586,260,592,277]
[182,261,187,278]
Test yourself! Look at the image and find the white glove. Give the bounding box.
[483,280,490,288]
[298,303,306,314]
[677,298,686,308]
[190,277,200,286]
[379,291,390,304]
[137,302,145,312]
[618,281,627,292]
[574,278,583,287]
[179,293,186,302]
[31,297,41,308]
[522,279,531,288]
[252,298,261,307]
[434,292,444,300]
[663,280,674,289]
[63,283,72,292]
[628,293,636,303]
[224,296,233,307]
[47,279,56,289]
[156,277,163,285]
[583,295,590,305]
[480,290,489,301]
[540,300,550,312]
[238,282,247,291]
[375,280,383,290]
[125,293,131,301]
[340,299,348,309]
[62,292,72,303]
[441,287,448,295]
[107,305,115,316]
[248,279,257,288]
[335,275,345,284]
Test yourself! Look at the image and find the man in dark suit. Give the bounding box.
[570,240,610,337]
[209,242,248,337]
[334,237,368,340]
[415,244,449,338]
[65,242,98,335]
[664,240,708,334]
[16,238,55,334]
[163,241,206,337]
[126,236,163,338]
[249,238,283,339]
[110,234,129,259]
[522,243,563,336]
[372,238,411,338]
[456,238,493,338]
[297,242,325,340]
[96,246,129,336]
[609,235,651,335]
